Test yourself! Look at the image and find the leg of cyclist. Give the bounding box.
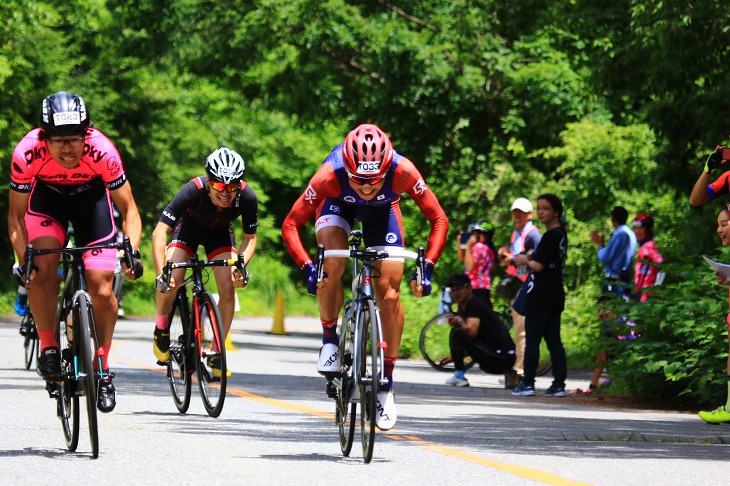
[314,223,348,374]
[211,250,237,378]
[153,244,189,363]
[25,235,63,380]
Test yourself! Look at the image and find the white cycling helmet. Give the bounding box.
[205,147,245,183]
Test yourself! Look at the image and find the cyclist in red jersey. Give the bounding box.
[282,124,448,430]
[689,145,730,206]
[151,147,256,378]
[8,92,143,413]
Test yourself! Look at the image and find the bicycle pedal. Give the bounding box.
[45,382,60,399]
[326,380,338,400]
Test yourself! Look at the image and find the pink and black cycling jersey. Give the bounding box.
[282,143,448,268]
[10,128,126,193]
[634,239,663,302]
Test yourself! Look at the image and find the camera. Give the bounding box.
[722,147,730,160]
[459,231,471,249]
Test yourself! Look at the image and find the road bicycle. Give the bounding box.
[20,311,40,370]
[160,253,246,418]
[24,236,136,459]
[419,290,552,377]
[320,230,424,463]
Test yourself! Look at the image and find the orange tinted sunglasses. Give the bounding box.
[209,180,240,192]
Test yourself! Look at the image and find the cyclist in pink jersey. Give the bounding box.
[282,124,448,430]
[8,92,143,413]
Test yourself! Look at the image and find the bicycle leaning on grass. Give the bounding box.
[419,288,552,377]
[320,230,425,464]
[158,253,247,418]
[24,236,137,459]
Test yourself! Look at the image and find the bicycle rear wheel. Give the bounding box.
[196,291,227,418]
[56,301,79,451]
[336,313,356,456]
[419,313,475,372]
[23,315,38,370]
[167,293,192,414]
[359,300,380,464]
[75,294,99,459]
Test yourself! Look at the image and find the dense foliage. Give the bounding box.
[2,0,730,407]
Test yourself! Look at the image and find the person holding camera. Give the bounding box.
[456,222,497,308]
[497,197,542,380]
[444,274,516,388]
[689,145,730,207]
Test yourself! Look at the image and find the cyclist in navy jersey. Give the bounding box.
[152,147,257,378]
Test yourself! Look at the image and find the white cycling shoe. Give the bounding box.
[317,343,340,375]
[375,391,397,430]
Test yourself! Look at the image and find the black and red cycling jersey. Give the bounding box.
[159,176,258,234]
[282,143,448,268]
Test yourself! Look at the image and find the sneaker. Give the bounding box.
[545,384,566,397]
[207,355,231,379]
[37,347,61,380]
[375,391,397,430]
[97,372,116,413]
[698,405,730,424]
[15,293,28,317]
[317,343,340,375]
[153,327,170,364]
[504,369,519,390]
[445,375,470,387]
[511,380,535,397]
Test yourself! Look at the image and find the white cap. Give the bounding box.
[510,197,533,213]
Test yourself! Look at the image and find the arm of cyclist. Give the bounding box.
[690,145,728,206]
[233,232,257,288]
[152,221,176,292]
[394,159,449,298]
[8,190,33,286]
[111,182,143,279]
[282,166,341,294]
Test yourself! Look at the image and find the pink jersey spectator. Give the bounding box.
[634,239,664,302]
[466,241,495,290]
[10,128,126,193]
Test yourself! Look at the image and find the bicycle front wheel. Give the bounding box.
[75,294,99,459]
[167,293,192,414]
[336,313,356,456]
[56,301,79,451]
[419,313,475,372]
[196,291,227,417]
[359,299,380,464]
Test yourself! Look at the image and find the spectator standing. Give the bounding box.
[444,274,516,388]
[511,194,568,397]
[632,213,665,302]
[591,206,638,297]
[497,197,542,379]
[457,222,496,308]
[698,207,730,424]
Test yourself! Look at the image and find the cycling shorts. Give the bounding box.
[168,220,236,259]
[315,198,406,261]
[26,179,117,271]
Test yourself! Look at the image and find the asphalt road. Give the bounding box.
[1,315,729,485]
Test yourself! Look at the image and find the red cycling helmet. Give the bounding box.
[342,124,393,184]
[631,213,654,228]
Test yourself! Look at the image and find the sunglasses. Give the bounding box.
[47,137,85,147]
[346,170,384,186]
[209,180,240,193]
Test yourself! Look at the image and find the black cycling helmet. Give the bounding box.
[39,91,91,137]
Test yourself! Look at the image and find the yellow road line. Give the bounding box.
[120,352,589,485]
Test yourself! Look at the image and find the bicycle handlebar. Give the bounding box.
[161,254,247,292]
[24,236,136,286]
[315,245,425,287]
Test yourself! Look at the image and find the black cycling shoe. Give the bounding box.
[37,347,61,380]
[97,372,116,413]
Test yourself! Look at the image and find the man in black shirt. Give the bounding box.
[445,274,516,387]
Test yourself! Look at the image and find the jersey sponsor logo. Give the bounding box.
[343,196,356,203]
[40,219,53,227]
[412,178,427,195]
[329,204,340,214]
[107,156,122,177]
[163,210,177,222]
[24,146,46,164]
[69,182,93,195]
[107,176,126,190]
[84,144,107,164]
[12,162,23,174]
[315,217,331,229]
[385,232,397,244]
[304,185,317,205]
[9,181,31,192]
[53,111,80,126]
[91,249,103,256]
[376,194,385,201]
